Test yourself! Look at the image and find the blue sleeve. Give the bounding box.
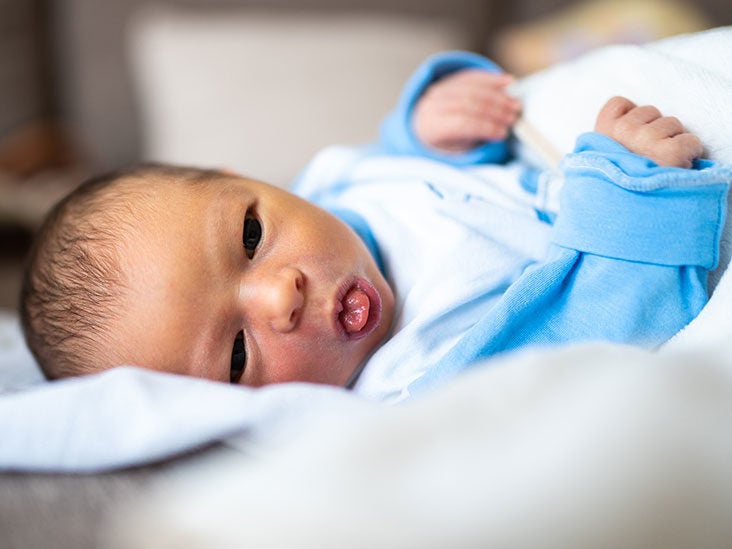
[378,51,511,166]
[409,132,732,396]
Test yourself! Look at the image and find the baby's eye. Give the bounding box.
[243,216,262,259]
[230,330,246,383]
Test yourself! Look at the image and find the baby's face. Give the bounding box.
[116,174,394,387]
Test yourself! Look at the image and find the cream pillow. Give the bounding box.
[127,7,472,187]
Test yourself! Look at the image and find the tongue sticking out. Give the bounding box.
[339,286,370,333]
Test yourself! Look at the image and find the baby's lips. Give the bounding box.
[335,278,381,341]
[339,287,370,333]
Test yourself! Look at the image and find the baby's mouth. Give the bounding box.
[336,278,381,340]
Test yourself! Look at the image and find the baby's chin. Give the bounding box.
[349,307,393,386]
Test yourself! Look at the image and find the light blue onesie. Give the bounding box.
[294,52,732,403]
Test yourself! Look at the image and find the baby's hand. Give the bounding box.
[413,69,521,154]
[594,96,703,169]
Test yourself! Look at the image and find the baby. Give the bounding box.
[20,52,730,402]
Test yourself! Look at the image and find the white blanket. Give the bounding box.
[0,313,372,471]
[1,30,731,546]
[110,345,732,548]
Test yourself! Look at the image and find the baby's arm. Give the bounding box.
[411,103,731,394]
[413,69,521,154]
[379,52,517,165]
[594,96,703,168]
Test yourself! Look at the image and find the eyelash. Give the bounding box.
[243,214,262,260]
[230,212,262,384]
[230,331,246,383]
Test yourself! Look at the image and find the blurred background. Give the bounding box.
[1,0,731,313]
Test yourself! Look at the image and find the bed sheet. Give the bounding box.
[1,27,732,481]
[0,311,43,392]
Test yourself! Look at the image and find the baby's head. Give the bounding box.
[21,164,394,386]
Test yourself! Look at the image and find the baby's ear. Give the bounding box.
[220,168,238,176]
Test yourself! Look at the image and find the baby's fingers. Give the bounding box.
[594,96,636,134]
[643,117,702,168]
[639,132,702,169]
[422,111,511,151]
[450,69,516,91]
[444,71,521,122]
[469,87,521,127]
[647,115,685,140]
[669,132,703,168]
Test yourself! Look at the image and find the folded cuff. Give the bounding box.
[552,133,731,269]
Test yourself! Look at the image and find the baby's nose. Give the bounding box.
[252,267,305,333]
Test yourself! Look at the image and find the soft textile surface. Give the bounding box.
[1,28,731,478]
[109,345,732,549]
[0,314,371,472]
[0,311,43,393]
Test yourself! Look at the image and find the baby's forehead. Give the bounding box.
[103,173,261,238]
[108,174,216,211]
[107,173,245,235]
[122,171,244,197]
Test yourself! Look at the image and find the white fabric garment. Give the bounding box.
[295,148,553,402]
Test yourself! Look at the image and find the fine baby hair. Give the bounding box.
[20,163,225,380]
